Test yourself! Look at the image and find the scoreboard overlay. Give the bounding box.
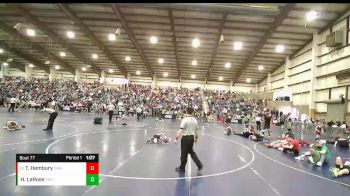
[16,154,99,186]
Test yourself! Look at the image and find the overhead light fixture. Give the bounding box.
[108,33,116,41]
[233,41,243,50]
[0,48,3,54]
[192,38,200,48]
[54,65,60,70]
[225,62,231,68]
[7,58,13,62]
[2,62,8,66]
[192,59,197,66]
[150,36,158,44]
[45,60,51,65]
[306,10,320,22]
[191,74,196,79]
[246,78,251,83]
[163,72,168,77]
[29,64,34,68]
[92,53,98,59]
[81,67,87,72]
[219,76,223,81]
[158,58,164,64]
[220,34,224,44]
[26,28,36,37]
[108,69,113,73]
[59,52,66,57]
[136,70,141,75]
[258,65,264,71]
[13,23,22,29]
[276,45,285,53]
[66,31,75,39]
[115,28,121,36]
[125,56,131,62]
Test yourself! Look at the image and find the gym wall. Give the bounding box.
[258,11,350,122]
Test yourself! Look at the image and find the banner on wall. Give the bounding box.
[273,87,292,101]
[105,78,129,85]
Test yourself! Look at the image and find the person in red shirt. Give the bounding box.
[282,137,301,155]
[265,134,287,148]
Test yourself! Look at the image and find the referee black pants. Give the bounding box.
[179,135,202,171]
[256,121,261,131]
[46,112,58,129]
[108,111,114,122]
[137,112,141,120]
[8,103,15,112]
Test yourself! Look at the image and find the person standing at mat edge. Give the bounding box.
[42,108,58,131]
[107,103,115,123]
[8,95,17,112]
[175,107,203,172]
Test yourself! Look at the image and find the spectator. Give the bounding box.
[309,139,331,167]
[329,157,350,178]
[281,137,301,155]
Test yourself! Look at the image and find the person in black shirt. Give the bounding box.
[0,96,4,107]
[327,135,349,148]
[87,101,92,113]
[264,113,272,136]
[327,120,334,127]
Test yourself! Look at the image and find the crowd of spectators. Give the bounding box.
[0,77,277,122]
[0,77,207,118]
[1,76,349,131]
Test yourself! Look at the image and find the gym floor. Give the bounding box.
[0,108,349,196]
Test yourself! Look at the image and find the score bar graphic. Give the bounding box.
[16,154,99,186]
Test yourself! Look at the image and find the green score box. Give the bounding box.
[86,174,99,186]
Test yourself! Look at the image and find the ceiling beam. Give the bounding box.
[117,3,280,16]
[232,3,296,86]
[205,13,228,83]
[292,7,343,15]
[274,30,313,36]
[113,19,271,33]
[7,4,101,76]
[117,13,275,24]
[169,9,181,81]
[10,60,25,72]
[0,20,75,74]
[287,16,331,24]
[131,28,313,42]
[0,41,50,73]
[128,24,267,35]
[112,5,154,80]
[57,4,128,78]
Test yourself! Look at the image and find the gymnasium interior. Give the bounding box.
[0,3,350,196]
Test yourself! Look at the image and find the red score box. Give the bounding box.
[86,162,99,174]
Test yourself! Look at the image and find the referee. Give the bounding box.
[41,108,58,131]
[175,107,203,172]
[107,103,116,123]
[8,96,17,112]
